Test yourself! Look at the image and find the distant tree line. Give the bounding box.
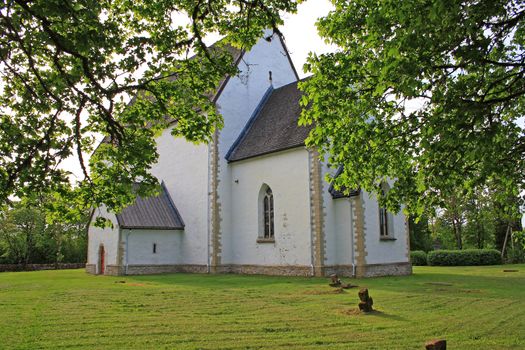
[0,197,89,265]
[410,188,524,263]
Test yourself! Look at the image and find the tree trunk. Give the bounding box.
[476,220,484,249]
[452,217,463,250]
[501,224,511,259]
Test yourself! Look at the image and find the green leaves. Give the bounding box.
[301,0,525,218]
[0,0,297,220]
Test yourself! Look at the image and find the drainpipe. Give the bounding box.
[206,143,211,274]
[349,198,356,278]
[307,152,315,277]
[125,230,132,275]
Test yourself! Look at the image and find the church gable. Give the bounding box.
[226,80,312,162]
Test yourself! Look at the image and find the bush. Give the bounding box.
[410,250,427,266]
[506,246,525,264]
[427,249,501,266]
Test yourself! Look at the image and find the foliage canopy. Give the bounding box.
[0,0,295,214]
[300,0,525,217]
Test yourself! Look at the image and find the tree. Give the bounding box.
[0,196,90,264]
[0,0,296,214]
[0,201,45,265]
[300,0,524,218]
[408,214,433,252]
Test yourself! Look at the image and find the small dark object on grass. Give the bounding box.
[115,280,126,283]
[358,288,373,312]
[329,274,341,286]
[329,274,356,289]
[503,269,518,272]
[425,339,446,350]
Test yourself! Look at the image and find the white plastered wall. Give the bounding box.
[87,205,120,270]
[362,191,409,265]
[227,148,311,266]
[215,32,299,261]
[321,162,357,267]
[123,229,183,265]
[151,129,209,266]
[331,199,354,265]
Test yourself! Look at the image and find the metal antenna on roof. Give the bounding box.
[268,70,273,86]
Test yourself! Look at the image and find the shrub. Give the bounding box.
[427,249,501,266]
[410,250,427,266]
[506,246,525,264]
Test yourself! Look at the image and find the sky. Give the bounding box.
[279,0,335,77]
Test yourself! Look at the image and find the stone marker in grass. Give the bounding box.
[425,339,446,349]
[329,274,355,289]
[358,288,373,312]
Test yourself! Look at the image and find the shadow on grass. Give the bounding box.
[341,308,408,321]
[123,272,324,289]
[114,265,525,298]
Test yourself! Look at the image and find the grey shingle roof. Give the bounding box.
[116,184,185,230]
[226,80,313,162]
[328,166,360,199]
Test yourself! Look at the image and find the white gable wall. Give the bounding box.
[215,33,298,262]
[332,199,354,265]
[151,129,209,266]
[362,191,409,265]
[321,162,357,267]
[124,229,183,265]
[228,148,311,266]
[87,205,120,273]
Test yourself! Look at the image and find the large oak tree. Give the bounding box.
[300,0,524,218]
[0,0,295,217]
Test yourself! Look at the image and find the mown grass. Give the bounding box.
[0,265,524,349]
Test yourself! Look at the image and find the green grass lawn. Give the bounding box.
[0,265,524,350]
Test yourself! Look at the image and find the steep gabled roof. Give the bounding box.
[116,183,185,230]
[226,80,312,162]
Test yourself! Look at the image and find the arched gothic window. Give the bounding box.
[378,183,392,238]
[263,187,274,239]
[379,203,389,237]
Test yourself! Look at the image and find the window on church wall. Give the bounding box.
[263,187,274,239]
[258,184,275,242]
[378,183,394,239]
[379,206,389,237]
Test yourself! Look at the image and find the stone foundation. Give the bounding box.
[85,264,96,274]
[217,264,312,276]
[86,262,412,277]
[323,265,356,278]
[355,262,412,278]
[125,264,208,275]
[106,265,124,276]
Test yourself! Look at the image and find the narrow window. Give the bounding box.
[153,243,157,254]
[263,187,274,238]
[379,206,389,237]
[378,183,392,238]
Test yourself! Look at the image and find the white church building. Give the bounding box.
[86,32,412,278]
